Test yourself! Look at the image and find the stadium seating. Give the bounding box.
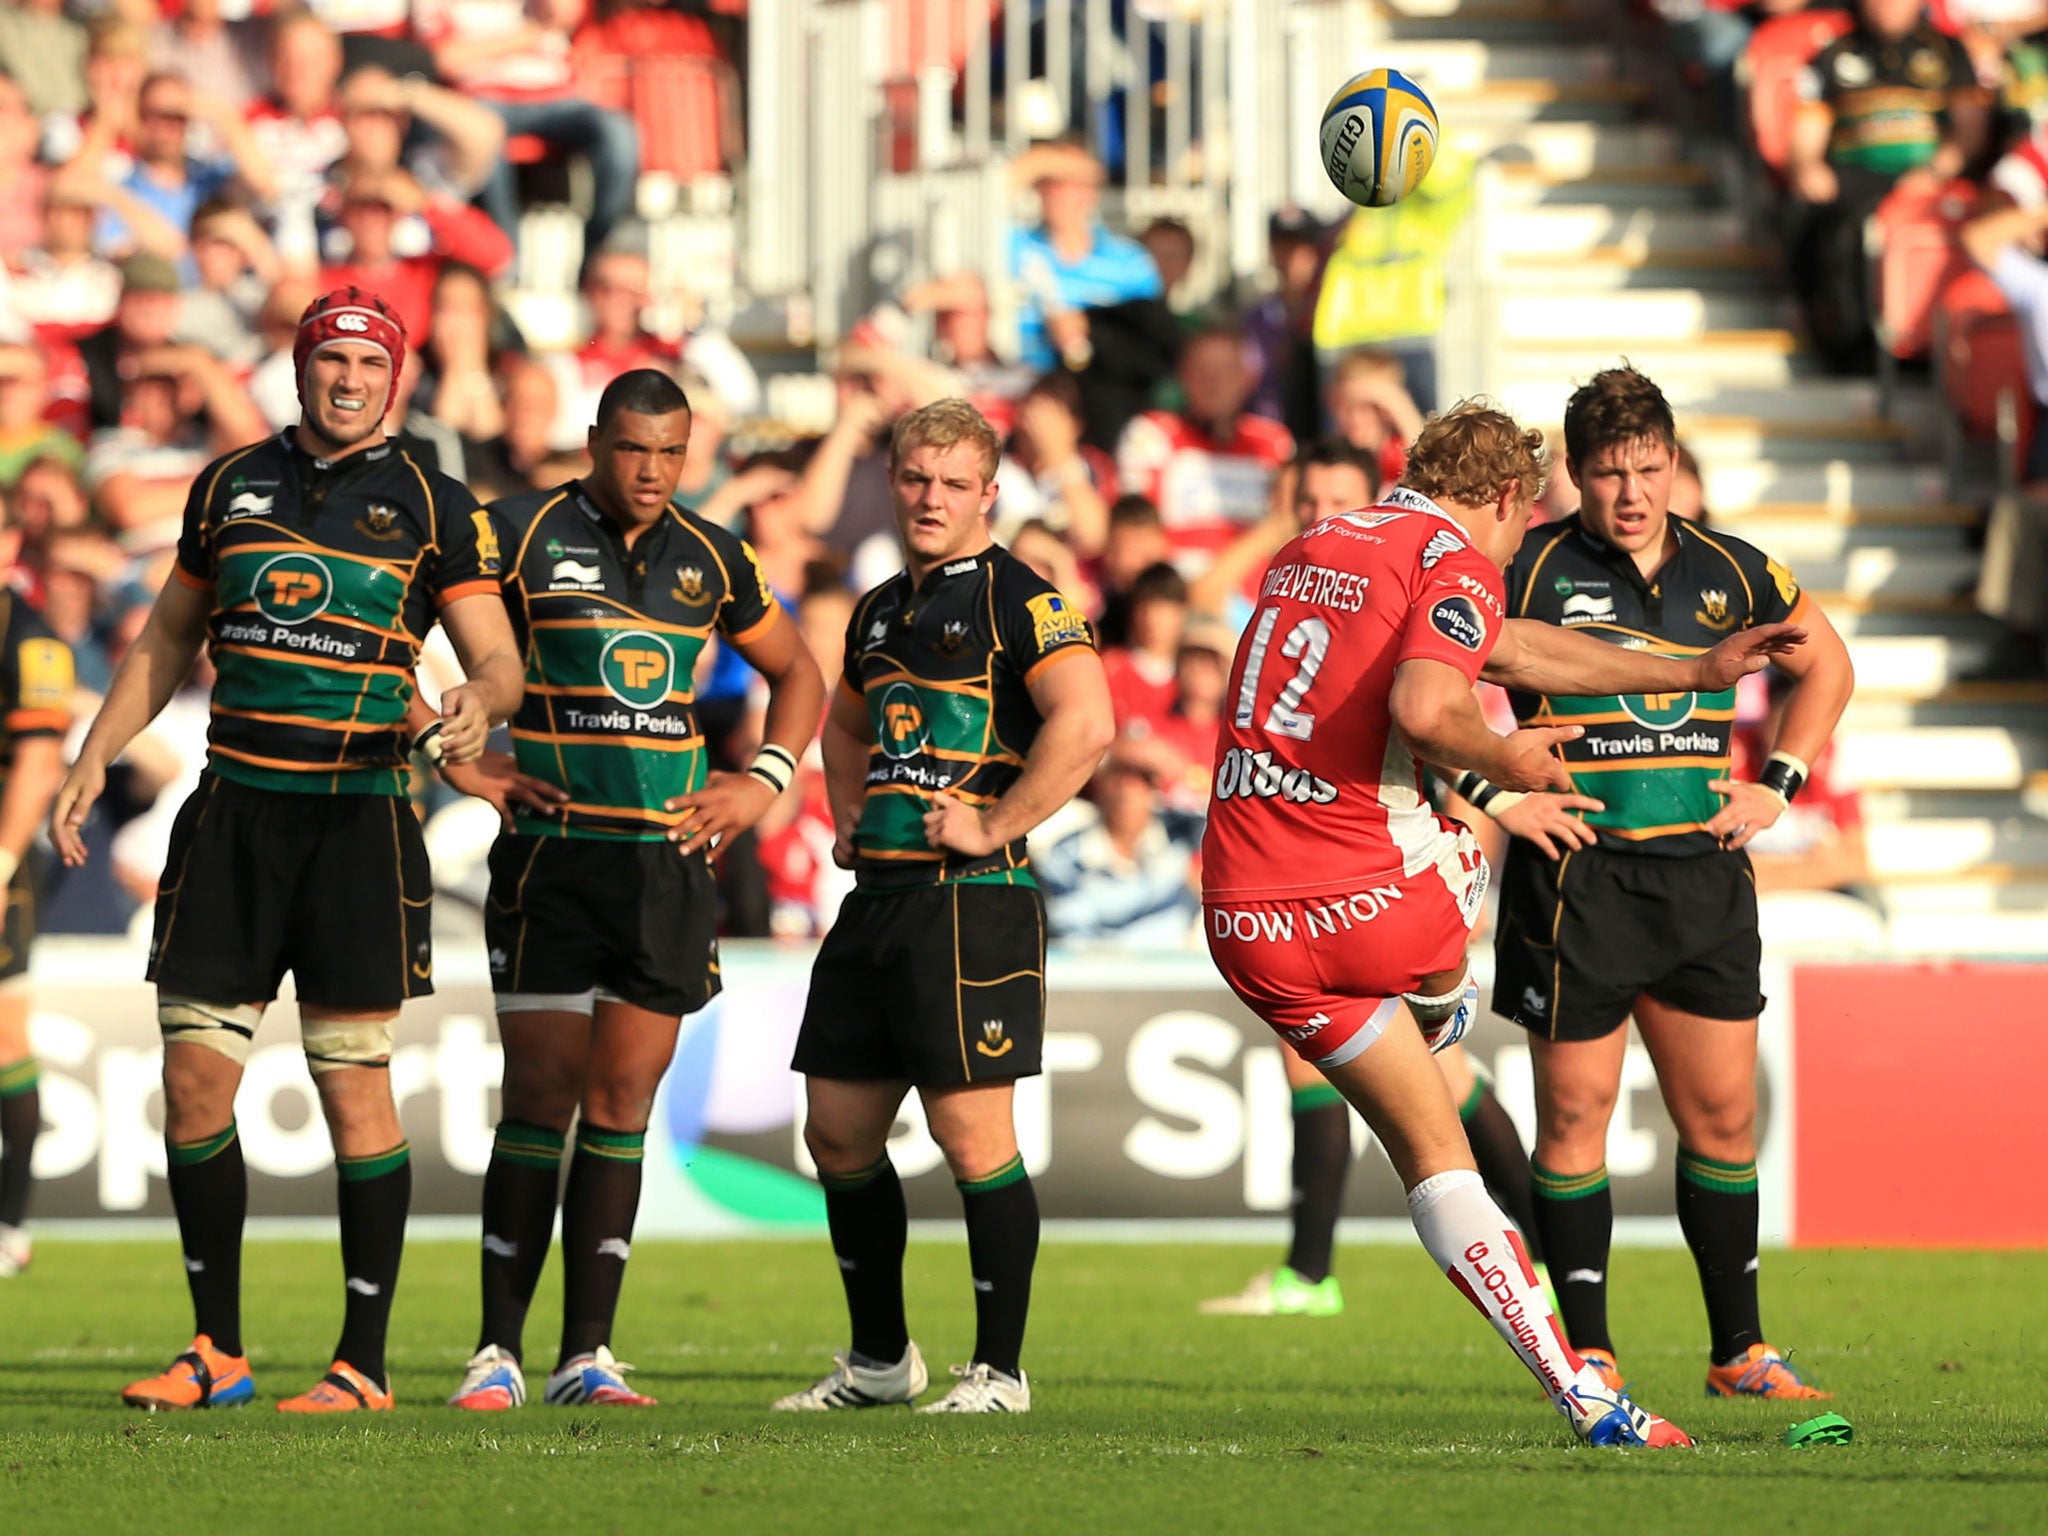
[1936,267,2034,489]
[1739,9,1853,179]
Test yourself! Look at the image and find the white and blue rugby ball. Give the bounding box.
[1319,68,1440,208]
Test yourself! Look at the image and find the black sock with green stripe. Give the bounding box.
[166,1121,246,1356]
[1284,1082,1349,1284]
[959,1155,1038,1380]
[558,1123,645,1367]
[822,1155,909,1368]
[1531,1161,1613,1354]
[478,1120,566,1362]
[1676,1147,1762,1365]
[333,1141,410,1388]
[0,1056,40,1229]
[1459,1080,1543,1265]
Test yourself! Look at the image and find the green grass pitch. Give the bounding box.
[2,1239,2043,1534]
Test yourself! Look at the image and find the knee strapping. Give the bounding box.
[301,1014,398,1075]
[1403,976,1474,1027]
[158,997,265,1064]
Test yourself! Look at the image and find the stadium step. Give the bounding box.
[1491,162,1719,208]
[1837,727,2047,791]
[1867,819,2048,879]
[1498,376,1938,430]
[1488,203,1748,259]
[1694,460,1949,513]
[1433,79,1644,124]
[1449,121,1682,177]
[1496,333,1810,389]
[1497,245,1782,293]
[1378,0,1595,43]
[1497,290,1792,345]
[1381,40,1618,89]
[1677,416,1913,465]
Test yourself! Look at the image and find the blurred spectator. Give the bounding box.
[790,349,949,588]
[320,167,512,341]
[85,342,267,536]
[38,526,125,694]
[1147,615,1232,813]
[992,370,1113,555]
[0,71,51,262]
[1035,740,1203,946]
[78,252,187,433]
[418,0,641,256]
[1671,441,1711,522]
[1312,143,1476,412]
[305,0,438,78]
[901,271,1034,426]
[0,347,82,489]
[1961,197,2048,674]
[1139,216,1197,313]
[1245,204,1328,443]
[1007,139,1162,372]
[14,455,91,559]
[735,452,822,602]
[1788,0,1989,372]
[388,350,466,482]
[466,356,575,500]
[1733,669,1876,903]
[1325,347,1424,490]
[544,245,677,449]
[326,64,508,244]
[1116,325,1294,565]
[1102,559,1188,735]
[248,272,324,428]
[1008,517,1098,615]
[246,10,347,270]
[178,199,277,366]
[675,365,735,517]
[754,580,854,938]
[1092,492,1171,642]
[151,0,269,115]
[416,261,514,443]
[1656,0,1807,139]
[13,181,120,337]
[0,0,85,125]
[1192,434,1381,620]
[47,16,151,168]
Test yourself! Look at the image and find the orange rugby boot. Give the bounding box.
[1705,1343,1831,1400]
[122,1335,257,1410]
[276,1361,394,1414]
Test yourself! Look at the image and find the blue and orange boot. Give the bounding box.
[122,1335,256,1411]
[1706,1343,1831,1399]
[276,1360,394,1414]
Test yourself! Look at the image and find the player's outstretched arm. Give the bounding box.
[1391,657,1581,793]
[822,681,875,869]
[666,610,827,852]
[437,593,526,761]
[52,576,212,865]
[923,650,1117,860]
[1483,618,1805,697]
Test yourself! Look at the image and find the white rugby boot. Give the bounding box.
[771,1342,928,1410]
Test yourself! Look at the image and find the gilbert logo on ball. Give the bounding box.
[1320,67,1439,208]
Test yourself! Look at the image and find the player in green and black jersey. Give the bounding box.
[430,369,824,1411]
[0,566,74,1280]
[1470,368,1854,1400]
[51,288,526,1414]
[773,400,1114,1416]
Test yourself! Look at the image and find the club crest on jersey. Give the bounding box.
[355,503,403,542]
[1027,592,1090,650]
[1695,588,1734,631]
[976,1019,1013,1058]
[1420,529,1465,569]
[672,565,708,604]
[1430,594,1487,651]
[935,619,970,655]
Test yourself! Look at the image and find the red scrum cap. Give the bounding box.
[293,287,407,416]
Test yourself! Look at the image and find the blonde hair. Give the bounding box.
[1400,400,1549,509]
[890,397,1001,483]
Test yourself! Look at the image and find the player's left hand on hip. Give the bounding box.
[437,684,493,765]
[1707,778,1786,850]
[1695,623,1807,691]
[667,772,775,855]
[922,791,996,858]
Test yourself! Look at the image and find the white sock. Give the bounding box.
[1408,1168,1589,1405]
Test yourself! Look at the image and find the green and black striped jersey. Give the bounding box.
[843,545,1095,890]
[174,434,502,795]
[1504,514,1808,857]
[492,482,778,840]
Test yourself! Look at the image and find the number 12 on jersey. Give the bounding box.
[1234,606,1337,742]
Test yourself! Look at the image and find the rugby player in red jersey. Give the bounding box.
[1202,404,1802,1449]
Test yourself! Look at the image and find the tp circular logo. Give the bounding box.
[878,681,928,760]
[599,631,676,709]
[1621,691,1696,730]
[253,553,332,625]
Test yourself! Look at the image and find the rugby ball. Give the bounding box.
[1319,68,1439,208]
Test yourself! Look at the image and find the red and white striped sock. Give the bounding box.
[1408,1168,1588,1404]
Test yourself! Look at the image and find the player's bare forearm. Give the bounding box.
[1767,605,1855,767]
[1486,618,1802,696]
[0,736,63,862]
[439,593,525,724]
[75,577,211,771]
[822,685,873,841]
[1392,658,1579,793]
[976,654,1116,848]
[737,612,826,759]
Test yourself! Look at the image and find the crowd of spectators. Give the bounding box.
[0,0,1878,951]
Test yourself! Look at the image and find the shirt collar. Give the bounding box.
[1380,485,1457,523]
[914,544,998,592]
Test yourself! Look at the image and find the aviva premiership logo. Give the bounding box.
[878,681,928,760]
[598,630,676,709]
[253,553,332,624]
[976,1018,1013,1058]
